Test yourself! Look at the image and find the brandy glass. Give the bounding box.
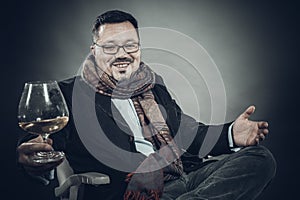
[18,81,69,163]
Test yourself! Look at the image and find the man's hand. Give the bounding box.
[17,135,63,176]
[232,106,269,147]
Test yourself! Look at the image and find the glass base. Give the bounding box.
[31,151,65,164]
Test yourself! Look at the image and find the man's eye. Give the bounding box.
[125,44,137,49]
[103,46,116,50]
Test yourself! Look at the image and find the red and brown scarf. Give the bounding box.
[82,54,183,199]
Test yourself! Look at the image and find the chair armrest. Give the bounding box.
[54,172,110,197]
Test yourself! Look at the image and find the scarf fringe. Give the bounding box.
[124,190,160,200]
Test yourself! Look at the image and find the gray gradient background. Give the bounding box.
[4,0,299,199]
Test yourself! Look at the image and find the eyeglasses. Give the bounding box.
[94,42,140,55]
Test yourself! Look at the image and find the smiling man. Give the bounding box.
[91,21,141,81]
[17,10,276,200]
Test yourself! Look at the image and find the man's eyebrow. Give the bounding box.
[102,39,139,45]
[102,40,115,44]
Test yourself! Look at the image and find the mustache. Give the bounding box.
[112,58,133,65]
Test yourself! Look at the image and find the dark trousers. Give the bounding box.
[161,145,276,200]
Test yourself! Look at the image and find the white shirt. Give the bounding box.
[112,98,155,156]
[112,98,240,155]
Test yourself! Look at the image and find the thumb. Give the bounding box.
[29,135,44,143]
[29,135,53,145]
[241,105,255,119]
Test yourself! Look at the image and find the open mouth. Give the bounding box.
[112,62,131,68]
[112,62,131,75]
[112,62,131,73]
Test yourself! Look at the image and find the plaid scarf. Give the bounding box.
[82,54,183,199]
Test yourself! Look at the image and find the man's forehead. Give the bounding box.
[97,21,138,42]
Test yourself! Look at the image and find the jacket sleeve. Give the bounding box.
[169,99,233,157]
[153,74,233,158]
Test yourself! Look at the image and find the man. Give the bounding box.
[17,10,276,200]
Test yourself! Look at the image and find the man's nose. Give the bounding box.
[115,46,128,57]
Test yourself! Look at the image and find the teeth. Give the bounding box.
[113,63,129,67]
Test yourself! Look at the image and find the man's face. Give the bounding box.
[91,21,141,81]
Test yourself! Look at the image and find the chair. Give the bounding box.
[54,159,110,200]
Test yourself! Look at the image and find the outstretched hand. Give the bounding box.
[232,106,269,147]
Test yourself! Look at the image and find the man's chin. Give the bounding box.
[112,72,131,82]
[112,67,133,81]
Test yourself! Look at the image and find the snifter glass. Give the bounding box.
[17,81,69,163]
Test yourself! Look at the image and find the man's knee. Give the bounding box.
[239,145,277,180]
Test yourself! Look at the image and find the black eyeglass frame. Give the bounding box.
[93,42,140,55]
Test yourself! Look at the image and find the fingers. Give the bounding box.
[17,139,54,166]
[258,121,268,129]
[247,121,269,146]
[28,135,53,145]
[259,133,265,140]
[28,135,43,142]
[17,136,63,176]
[254,133,265,145]
[241,105,256,119]
[17,142,53,155]
[255,137,260,145]
[255,128,268,145]
[17,145,52,167]
[258,121,269,136]
[18,141,63,175]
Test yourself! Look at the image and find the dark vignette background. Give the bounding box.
[3,0,299,199]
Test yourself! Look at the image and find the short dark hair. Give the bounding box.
[92,10,139,41]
